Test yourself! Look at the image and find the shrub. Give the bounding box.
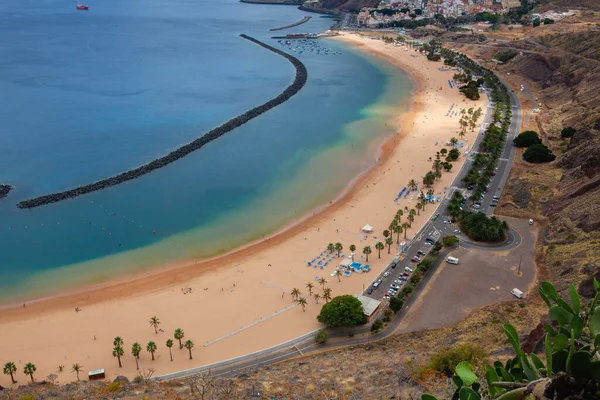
[19,395,35,400]
[496,50,518,63]
[423,171,436,186]
[523,143,556,163]
[561,126,576,138]
[317,295,364,328]
[371,319,384,333]
[533,17,541,27]
[389,296,404,312]
[107,382,121,393]
[512,130,541,147]
[459,80,481,100]
[447,148,460,161]
[428,344,488,375]
[314,329,328,344]
[348,332,354,337]
[543,18,555,24]
[442,235,459,246]
[459,212,508,242]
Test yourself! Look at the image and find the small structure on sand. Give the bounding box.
[362,224,374,233]
[354,294,381,319]
[88,369,105,381]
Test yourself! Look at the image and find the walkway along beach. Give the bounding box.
[0,33,487,385]
[16,35,308,209]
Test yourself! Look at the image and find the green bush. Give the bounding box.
[314,329,328,344]
[513,130,541,147]
[389,296,404,312]
[317,295,364,328]
[19,395,35,400]
[495,50,518,63]
[371,319,384,333]
[428,344,488,375]
[459,81,481,100]
[443,235,459,246]
[533,17,541,27]
[523,143,556,163]
[459,212,509,242]
[107,382,121,393]
[447,148,460,161]
[561,126,576,138]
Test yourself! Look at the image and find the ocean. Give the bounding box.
[0,0,413,302]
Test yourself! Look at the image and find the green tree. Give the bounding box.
[513,130,541,147]
[327,243,334,253]
[314,329,328,344]
[146,341,157,361]
[423,171,436,186]
[395,209,403,224]
[317,295,365,328]
[443,162,453,171]
[349,244,356,260]
[71,363,82,381]
[23,363,36,383]
[523,143,556,163]
[149,316,161,334]
[132,342,142,369]
[314,293,321,304]
[402,222,410,239]
[174,328,185,349]
[291,287,301,301]
[375,241,384,258]
[389,296,404,312]
[448,148,460,161]
[335,269,342,282]
[323,287,332,303]
[393,223,403,243]
[298,297,307,312]
[166,339,174,362]
[363,245,372,262]
[386,237,394,254]
[440,148,448,156]
[533,17,541,26]
[450,137,458,147]
[113,336,124,347]
[113,345,124,368]
[383,229,390,242]
[408,179,418,191]
[443,235,459,246]
[561,126,576,138]
[3,362,17,384]
[319,277,327,289]
[306,282,314,296]
[334,242,343,257]
[184,340,194,360]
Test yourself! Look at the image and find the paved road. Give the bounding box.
[155,57,524,384]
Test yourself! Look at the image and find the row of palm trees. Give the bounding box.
[291,278,333,312]
[111,318,196,369]
[3,361,86,385]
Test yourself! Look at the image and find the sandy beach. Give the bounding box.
[0,33,486,385]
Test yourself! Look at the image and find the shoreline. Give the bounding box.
[0,33,487,385]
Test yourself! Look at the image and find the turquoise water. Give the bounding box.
[0,0,412,301]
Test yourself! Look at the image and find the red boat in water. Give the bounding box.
[76,3,89,10]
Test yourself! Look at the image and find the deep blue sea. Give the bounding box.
[0,0,412,301]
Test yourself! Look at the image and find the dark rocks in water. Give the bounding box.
[0,184,12,200]
[16,35,308,210]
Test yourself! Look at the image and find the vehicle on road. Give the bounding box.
[394,279,403,285]
[473,204,481,209]
[446,256,459,265]
[493,196,500,201]
[529,218,534,225]
[425,237,435,244]
[390,284,400,290]
[405,267,413,273]
[410,257,419,262]
[417,250,426,256]
[367,288,373,294]
[490,203,497,207]
[511,288,524,299]
[373,279,382,288]
[383,271,390,277]
[383,294,390,300]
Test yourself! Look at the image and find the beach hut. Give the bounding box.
[362,224,374,233]
[88,369,105,381]
[339,258,352,269]
[363,264,371,272]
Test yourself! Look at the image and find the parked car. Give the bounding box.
[411,257,419,262]
[489,203,497,207]
[399,276,407,281]
[394,279,403,285]
[367,288,373,294]
[401,272,410,277]
[383,294,391,300]
[390,284,400,290]
[473,204,481,209]
[492,196,500,201]
[417,250,426,256]
[405,267,413,273]
[425,237,435,244]
[383,271,391,277]
[467,184,474,190]
[391,262,397,269]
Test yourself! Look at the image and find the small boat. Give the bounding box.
[76,3,89,10]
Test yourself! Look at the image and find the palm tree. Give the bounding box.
[71,363,82,381]
[335,269,342,282]
[334,242,343,257]
[3,362,17,384]
[174,328,185,349]
[306,282,314,296]
[327,243,334,253]
[393,224,402,243]
[450,137,458,147]
[319,277,327,289]
[427,189,435,198]
[113,345,124,368]
[113,336,124,347]
[349,244,356,260]
[149,316,161,334]
[362,246,372,262]
[415,202,422,215]
[419,191,427,211]
[386,237,393,254]
[407,213,415,227]
[395,209,403,224]
[314,293,321,304]
[407,179,418,191]
[184,340,194,360]
[375,242,384,258]
[291,287,301,301]
[146,341,157,361]
[402,222,410,239]
[323,288,332,303]
[23,363,36,383]
[132,342,142,370]
[298,297,307,312]
[166,339,174,362]
[383,229,390,242]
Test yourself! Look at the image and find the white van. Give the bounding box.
[446,257,459,265]
[529,219,534,225]
[511,288,524,299]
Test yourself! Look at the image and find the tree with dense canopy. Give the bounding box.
[146,341,157,361]
[513,130,541,147]
[23,363,36,383]
[334,242,343,257]
[561,126,576,138]
[375,241,384,258]
[184,340,194,360]
[460,212,509,242]
[386,237,394,254]
[174,328,185,349]
[362,246,372,262]
[423,171,436,186]
[523,143,556,163]
[349,244,356,260]
[317,295,365,328]
[3,361,17,384]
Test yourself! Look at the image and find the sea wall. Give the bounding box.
[0,184,12,200]
[17,35,308,209]
[269,16,311,31]
[298,4,339,16]
[240,0,302,5]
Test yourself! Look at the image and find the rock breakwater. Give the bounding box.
[269,16,311,31]
[0,184,12,200]
[17,35,308,209]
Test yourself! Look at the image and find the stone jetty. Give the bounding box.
[269,16,311,31]
[16,35,308,209]
[0,184,12,200]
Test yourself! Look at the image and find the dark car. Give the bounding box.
[467,184,474,190]
[417,250,426,256]
[425,238,435,244]
[391,262,397,269]
[367,288,373,294]
[489,203,497,207]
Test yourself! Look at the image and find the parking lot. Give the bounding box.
[395,217,535,333]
